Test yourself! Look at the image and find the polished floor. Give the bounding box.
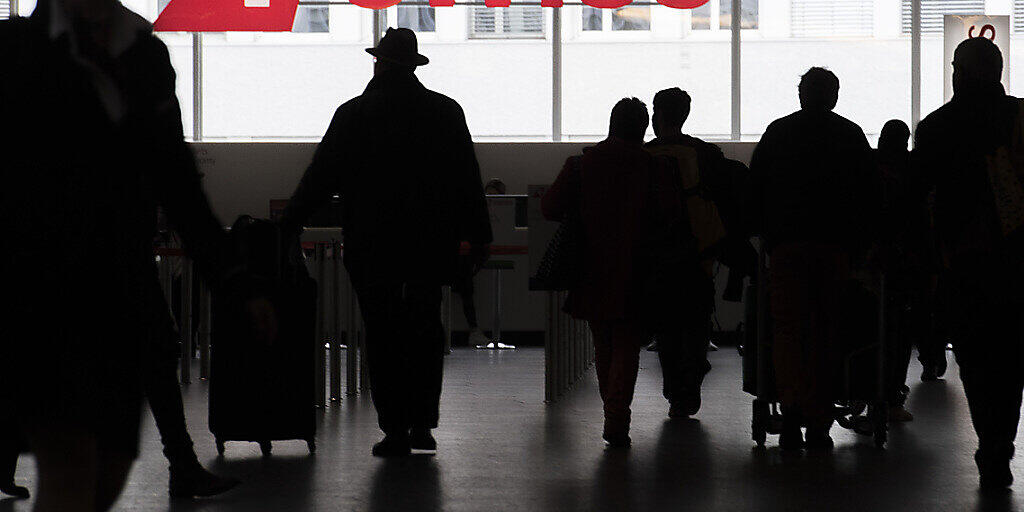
[3,347,1021,511]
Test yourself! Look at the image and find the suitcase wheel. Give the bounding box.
[259,441,272,457]
[307,439,316,454]
[216,440,226,456]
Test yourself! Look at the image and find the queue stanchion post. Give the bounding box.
[330,240,343,403]
[180,258,194,384]
[476,260,515,350]
[544,290,555,402]
[198,280,211,380]
[358,300,370,393]
[345,277,358,397]
[442,286,453,355]
[314,242,327,408]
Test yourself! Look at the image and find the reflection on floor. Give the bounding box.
[2,348,1020,511]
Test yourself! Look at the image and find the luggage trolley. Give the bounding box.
[744,241,889,449]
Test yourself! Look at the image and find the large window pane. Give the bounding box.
[413,6,552,140]
[202,5,373,140]
[742,0,911,142]
[722,0,759,29]
[612,6,651,31]
[1013,1,1024,101]
[564,5,731,140]
[398,6,436,32]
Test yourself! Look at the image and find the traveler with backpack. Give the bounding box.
[644,88,724,418]
[748,68,880,451]
[914,38,1024,489]
[542,98,682,447]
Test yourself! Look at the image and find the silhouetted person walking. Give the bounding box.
[280,28,492,457]
[873,119,936,423]
[644,88,719,418]
[915,37,1024,489]
[1,2,271,509]
[748,68,879,451]
[542,98,681,447]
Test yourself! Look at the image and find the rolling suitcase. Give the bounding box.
[210,216,317,456]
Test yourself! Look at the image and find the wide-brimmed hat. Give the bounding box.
[365,28,429,67]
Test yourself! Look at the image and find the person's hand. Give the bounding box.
[468,243,490,275]
[245,296,279,346]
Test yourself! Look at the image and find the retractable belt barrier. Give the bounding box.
[543,291,594,403]
[158,237,578,406]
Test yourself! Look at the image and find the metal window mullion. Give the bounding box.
[552,6,562,142]
[373,8,384,45]
[192,32,203,142]
[911,0,921,138]
[11,0,17,18]
[730,0,740,140]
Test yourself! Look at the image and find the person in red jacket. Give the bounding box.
[542,98,681,447]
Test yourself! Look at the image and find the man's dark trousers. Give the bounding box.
[354,283,445,435]
[656,316,712,403]
[145,339,198,469]
[949,255,1024,463]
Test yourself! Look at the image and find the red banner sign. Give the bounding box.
[154,0,709,32]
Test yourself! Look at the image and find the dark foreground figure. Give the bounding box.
[915,37,1024,489]
[748,68,879,451]
[281,28,492,457]
[0,1,269,509]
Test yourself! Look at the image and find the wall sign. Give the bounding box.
[943,15,1010,103]
[154,0,709,32]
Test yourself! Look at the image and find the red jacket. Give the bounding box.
[542,138,682,322]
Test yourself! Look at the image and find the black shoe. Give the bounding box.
[169,464,241,498]
[668,401,688,419]
[603,433,632,448]
[672,390,702,418]
[409,429,437,451]
[977,451,1014,490]
[372,435,411,457]
[0,482,29,499]
[778,429,804,450]
[805,431,834,451]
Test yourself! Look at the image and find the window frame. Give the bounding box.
[468,5,548,40]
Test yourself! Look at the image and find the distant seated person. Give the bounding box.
[484,178,507,195]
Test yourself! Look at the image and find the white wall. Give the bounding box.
[195,141,756,334]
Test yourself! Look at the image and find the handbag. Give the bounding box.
[637,158,710,330]
[532,156,586,291]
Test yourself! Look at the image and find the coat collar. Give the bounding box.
[364,71,426,94]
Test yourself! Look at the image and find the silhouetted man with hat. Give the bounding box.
[281,28,492,457]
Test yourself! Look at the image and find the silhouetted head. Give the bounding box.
[798,67,840,112]
[878,119,910,155]
[366,28,428,76]
[652,88,691,138]
[952,37,1003,97]
[608,97,649,144]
